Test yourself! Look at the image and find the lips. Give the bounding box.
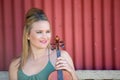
[40,40,47,44]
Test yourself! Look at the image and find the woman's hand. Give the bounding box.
[54,51,78,80]
[55,56,74,73]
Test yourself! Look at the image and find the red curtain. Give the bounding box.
[0,0,120,70]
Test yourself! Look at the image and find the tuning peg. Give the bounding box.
[59,41,64,43]
[51,47,55,50]
[60,43,64,48]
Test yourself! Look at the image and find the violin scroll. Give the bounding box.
[51,36,64,50]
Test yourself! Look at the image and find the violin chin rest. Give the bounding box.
[48,70,73,80]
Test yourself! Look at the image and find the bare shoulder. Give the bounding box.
[60,50,71,58]
[9,57,21,80]
[9,57,21,70]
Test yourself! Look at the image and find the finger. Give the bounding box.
[56,60,67,65]
[56,62,67,67]
[56,64,66,70]
[56,56,66,61]
[56,65,73,73]
[56,65,69,71]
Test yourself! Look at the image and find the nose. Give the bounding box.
[41,32,47,38]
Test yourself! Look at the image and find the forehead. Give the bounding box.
[31,21,50,30]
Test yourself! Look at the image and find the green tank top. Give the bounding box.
[18,60,55,80]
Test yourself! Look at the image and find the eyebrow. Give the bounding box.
[35,29,50,31]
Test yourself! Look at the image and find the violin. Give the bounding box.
[48,36,73,80]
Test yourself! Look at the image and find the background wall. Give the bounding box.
[0,0,120,70]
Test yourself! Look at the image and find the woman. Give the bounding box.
[9,8,78,80]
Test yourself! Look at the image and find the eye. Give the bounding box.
[46,30,51,33]
[36,31,42,33]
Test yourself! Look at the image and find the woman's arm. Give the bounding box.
[9,58,20,80]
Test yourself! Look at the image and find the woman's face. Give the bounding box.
[28,21,51,49]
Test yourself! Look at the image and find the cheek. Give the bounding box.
[48,34,51,39]
[48,35,52,42]
[29,34,39,42]
[47,33,52,38]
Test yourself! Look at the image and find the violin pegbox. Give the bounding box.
[51,35,64,50]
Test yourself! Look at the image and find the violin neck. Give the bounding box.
[57,70,63,80]
[57,49,61,57]
[56,50,64,80]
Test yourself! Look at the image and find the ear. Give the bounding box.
[27,37,30,40]
[26,33,30,40]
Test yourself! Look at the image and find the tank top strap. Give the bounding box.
[48,48,51,61]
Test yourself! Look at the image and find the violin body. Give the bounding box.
[48,70,73,80]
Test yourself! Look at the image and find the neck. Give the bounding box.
[29,47,48,60]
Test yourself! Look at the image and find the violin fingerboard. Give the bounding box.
[57,50,64,80]
[57,70,63,80]
[57,50,61,57]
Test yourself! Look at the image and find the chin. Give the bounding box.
[39,45,48,49]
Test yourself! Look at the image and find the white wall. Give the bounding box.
[1,70,120,80]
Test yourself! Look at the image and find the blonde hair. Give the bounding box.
[20,8,49,68]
